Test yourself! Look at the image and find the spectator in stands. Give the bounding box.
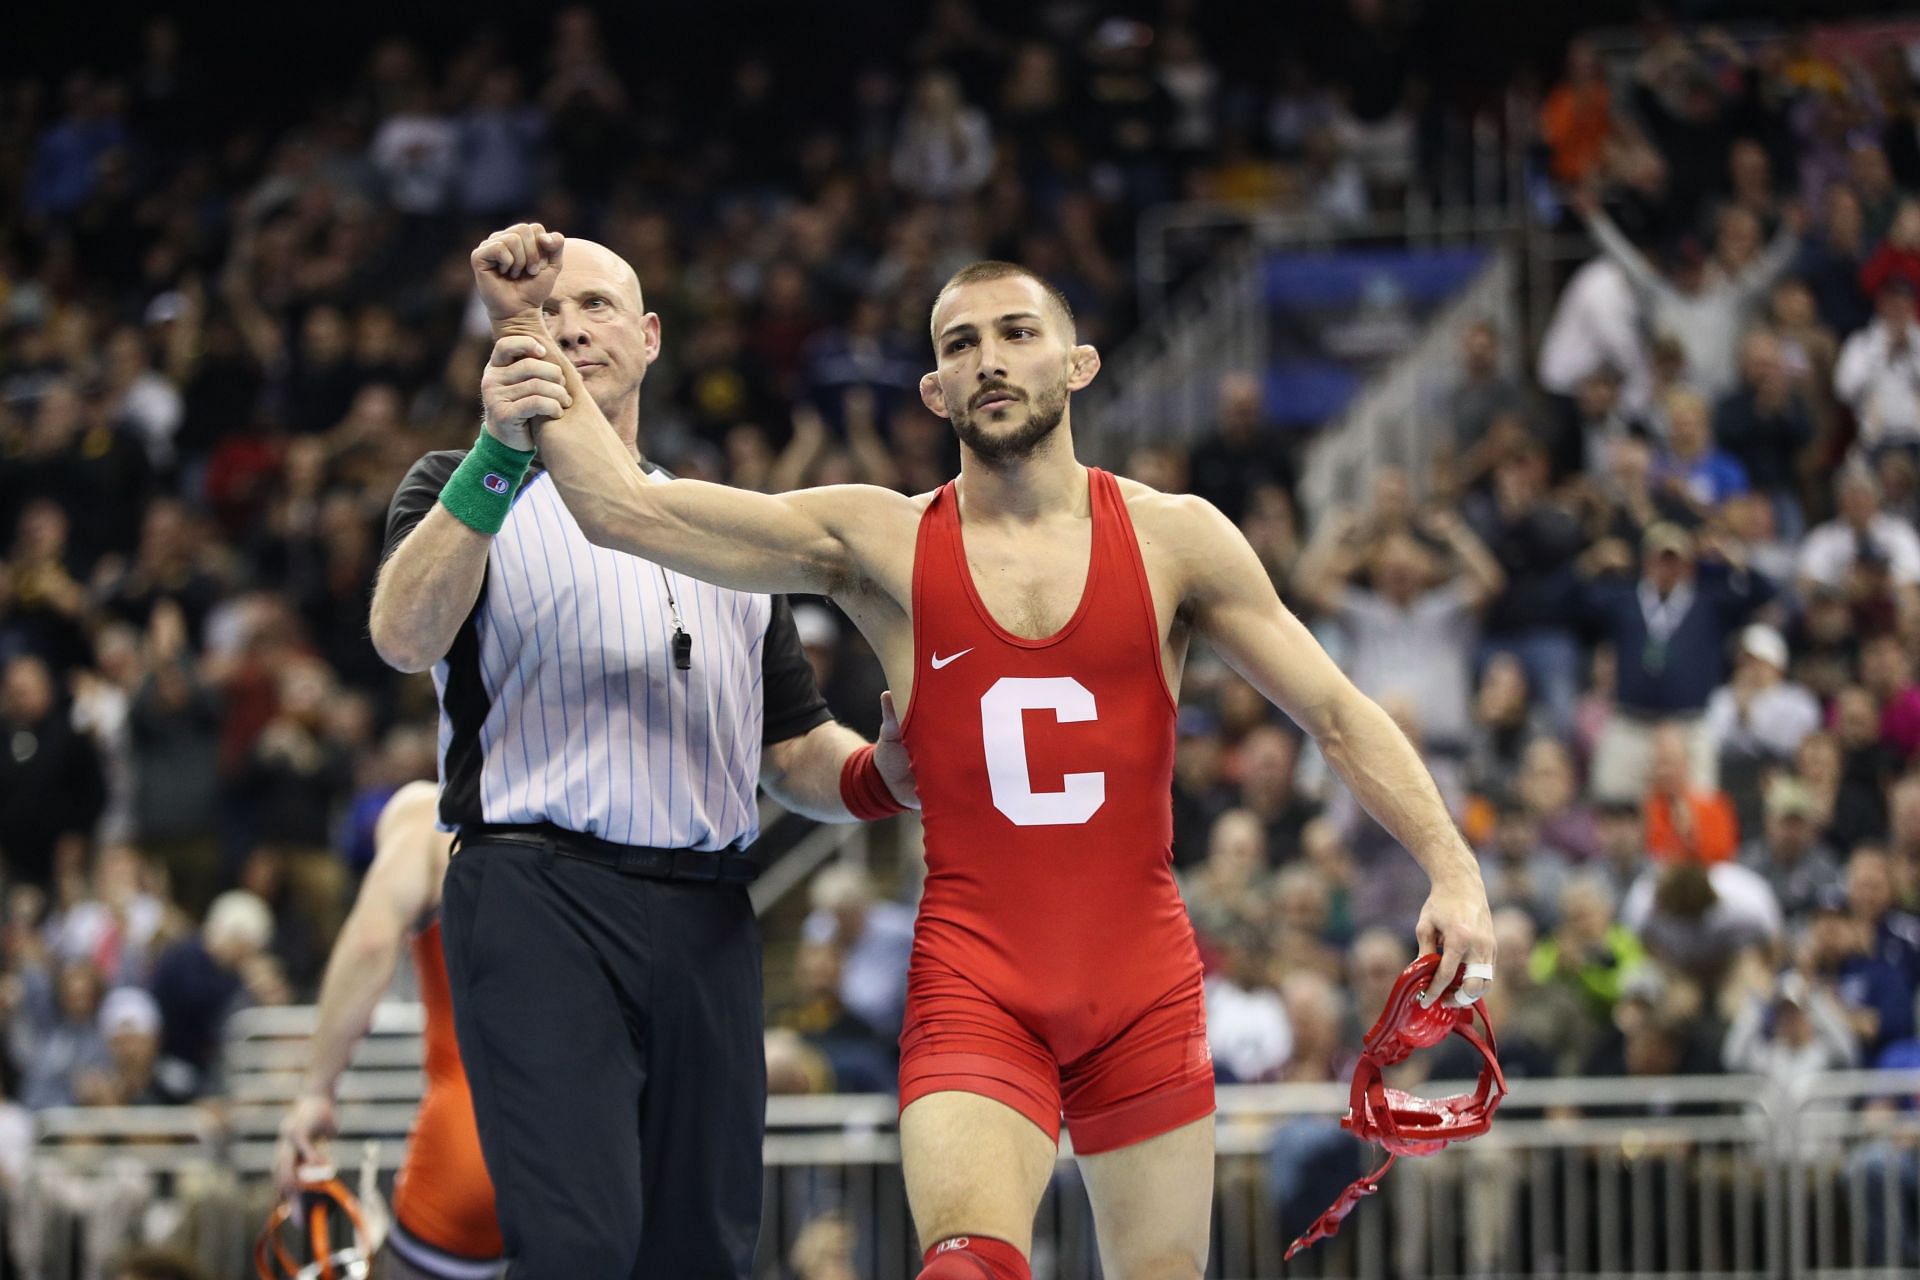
[1622,858,1783,988]
[1188,371,1296,524]
[1170,706,1232,868]
[1797,184,1873,336]
[1643,722,1741,864]
[1854,140,1906,249]
[1862,634,1920,761]
[1836,279,1920,457]
[1293,507,1504,763]
[456,66,545,218]
[1446,320,1529,458]
[799,864,914,1037]
[1539,258,1654,419]
[73,985,176,1106]
[14,956,110,1108]
[0,653,105,891]
[49,844,167,990]
[1556,365,1648,480]
[1575,190,1801,400]
[1231,724,1318,856]
[1805,886,1914,1061]
[1275,970,1352,1086]
[1465,441,1585,731]
[1740,777,1842,921]
[126,603,222,916]
[1655,387,1750,513]
[1703,623,1820,784]
[1795,727,1886,857]
[1722,968,1858,1083]
[101,327,182,476]
[1465,655,1550,797]
[891,69,994,200]
[768,940,894,1094]
[1477,797,1570,929]
[1182,809,1272,952]
[1580,522,1772,800]
[1713,328,1815,534]
[1580,436,1696,552]
[1296,817,1357,946]
[238,656,352,950]
[1539,38,1613,189]
[1849,846,1920,988]
[1201,918,1292,1084]
[1588,797,1652,903]
[1797,465,1920,616]
[1268,863,1346,981]
[1530,874,1646,1034]
[147,888,272,1095]
[1511,737,1597,864]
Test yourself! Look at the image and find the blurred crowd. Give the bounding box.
[4,4,1920,1263]
[780,19,1920,1164]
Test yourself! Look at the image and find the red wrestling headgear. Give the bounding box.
[1285,952,1508,1259]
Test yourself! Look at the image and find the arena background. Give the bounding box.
[7,1,1920,1276]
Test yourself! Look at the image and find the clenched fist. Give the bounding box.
[471,222,566,326]
[482,335,574,450]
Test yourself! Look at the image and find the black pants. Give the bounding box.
[441,839,765,1278]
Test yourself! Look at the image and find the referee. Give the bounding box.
[370,222,916,1279]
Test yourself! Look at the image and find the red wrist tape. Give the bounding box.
[841,744,906,821]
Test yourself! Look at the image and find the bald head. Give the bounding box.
[555,238,644,311]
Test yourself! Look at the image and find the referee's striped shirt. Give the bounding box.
[381,451,831,850]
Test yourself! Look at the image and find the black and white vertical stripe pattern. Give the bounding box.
[433,469,770,850]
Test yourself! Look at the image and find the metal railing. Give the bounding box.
[22,1049,1920,1279]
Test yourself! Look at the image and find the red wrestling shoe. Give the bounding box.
[1284,953,1508,1259]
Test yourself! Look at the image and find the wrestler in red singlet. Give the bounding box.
[897,467,1213,1153]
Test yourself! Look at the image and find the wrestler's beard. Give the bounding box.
[952,383,1069,466]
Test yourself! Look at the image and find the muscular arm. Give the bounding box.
[370,504,491,673]
[297,781,445,1100]
[1171,497,1483,892]
[496,312,901,596]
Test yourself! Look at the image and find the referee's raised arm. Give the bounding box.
[370,237,574,674]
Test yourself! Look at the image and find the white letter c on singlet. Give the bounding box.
[979,676,1105,826]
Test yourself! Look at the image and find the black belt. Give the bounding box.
[455,824,757,885]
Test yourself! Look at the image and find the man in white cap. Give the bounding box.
[1703,623,1821,764]
[75,987,175,1106]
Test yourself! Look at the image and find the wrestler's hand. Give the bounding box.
[272,1093,338,1196]
[482,334,574,451]
[472,222,565,327]
[874,691,919,810]
[1416,868,1496,1008]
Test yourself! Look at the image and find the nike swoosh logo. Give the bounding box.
[930,648,974,670]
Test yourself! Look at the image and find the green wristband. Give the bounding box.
[439,429,536,535]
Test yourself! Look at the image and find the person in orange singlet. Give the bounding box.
[273,780,500,1280]
[483,221,1496,1280]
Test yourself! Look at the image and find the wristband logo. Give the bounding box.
[482,473,510,495]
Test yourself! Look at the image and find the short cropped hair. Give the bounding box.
[931,261,1077,341]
